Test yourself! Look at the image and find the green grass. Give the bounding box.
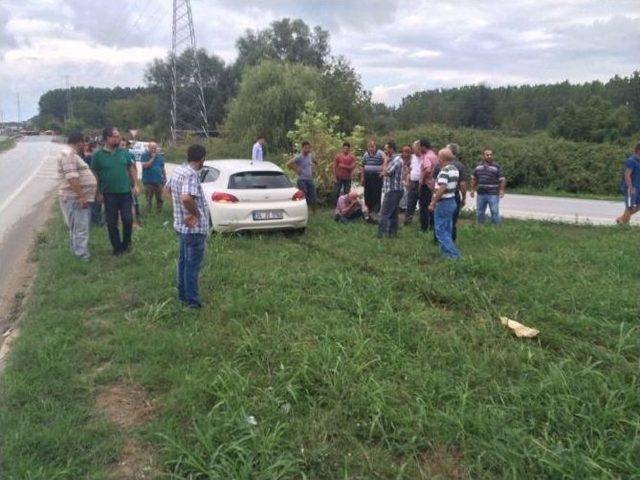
[1,208,639,479]
[0,137,16,153]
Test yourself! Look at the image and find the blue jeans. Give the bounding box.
[178,233,206,306]
[297,179,317,205]
[435,198,460,259]
[59,198,91,259]
[477,193,500,224]
[103,193,133,254]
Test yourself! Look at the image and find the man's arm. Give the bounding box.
[470,172,477,198]
[459,181,467,206]
[286,157,299,174]
[142,154,154,169]
[68,178,89,208]
[624,168,634,193]
[129,163,139,196]
[428,184,447,211]
[499,177,506,198]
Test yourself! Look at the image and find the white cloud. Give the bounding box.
[1,0,639,120]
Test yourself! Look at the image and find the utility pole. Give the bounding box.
[16,94,21,125]
[171,0,209,143]
[65,75,73,121]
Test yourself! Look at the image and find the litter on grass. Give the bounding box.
[245,415,258,426]
[500,317,539,338]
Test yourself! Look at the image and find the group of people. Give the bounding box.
[57,127,167,260]
[58,127,638,309]
[58,128,208,308]
[330,139,506,259]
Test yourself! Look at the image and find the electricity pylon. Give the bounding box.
[171,0,209,143]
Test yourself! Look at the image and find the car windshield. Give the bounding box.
[228,171,292,189]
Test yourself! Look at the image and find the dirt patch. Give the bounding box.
[417,445,466,479]
[96,383,155,430]
[108,438,157,480]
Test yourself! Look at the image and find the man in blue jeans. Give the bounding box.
[470,149,506,224]
[91,127,138,255]
[165,144,210,308]
[429,148,461,259]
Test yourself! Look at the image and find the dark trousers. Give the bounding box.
[90,199,104,226]
[103,193,133,254]
[144,183,164,212]
[405,181,420,223]
[364,171,383,213]
[334,209,364,224]
[178,233,206,306]
[418,184,435,231]
[334,179,352,201]
[377,190,403,237]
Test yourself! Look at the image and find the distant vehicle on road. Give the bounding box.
[199,160,308,233]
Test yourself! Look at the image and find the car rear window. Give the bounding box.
[228,171,292,189]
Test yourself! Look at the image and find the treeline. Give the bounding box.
[34,17,638,156]
[35,18,369,145]
[393,74,640,143]
[390,124,629,195]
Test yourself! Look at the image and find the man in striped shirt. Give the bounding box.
[57,131,98,260]
[429,148,460,259]
[377,142,404,238]
[361,140,386,218]
[470,149,506,224]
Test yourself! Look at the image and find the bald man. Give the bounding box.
[428,148,461,259]
[141,142,167,213]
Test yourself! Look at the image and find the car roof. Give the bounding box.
[203,160,283,173]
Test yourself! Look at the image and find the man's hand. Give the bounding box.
[184,214,197,228]
[499,191,505,199]
[470,191,475,199]
[96,192,103,203]
[79,194,89,209]
[428,202,435,212]
[132,185,139,196]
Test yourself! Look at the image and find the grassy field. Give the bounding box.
[0,137,16,154]
[0,208,638,479]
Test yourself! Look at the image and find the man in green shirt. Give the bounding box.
[91,126,138,255]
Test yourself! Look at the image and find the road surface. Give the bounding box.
[0,136,61,331]
[489,193,636,226]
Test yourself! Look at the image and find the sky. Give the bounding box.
[0,0,638,121]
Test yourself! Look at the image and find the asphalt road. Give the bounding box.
[0,136,61,330]
[487,193,636,226]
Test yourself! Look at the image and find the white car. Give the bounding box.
[129,141,150,162]
[199,160,308,233]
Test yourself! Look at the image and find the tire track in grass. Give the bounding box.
[289,235,639,373]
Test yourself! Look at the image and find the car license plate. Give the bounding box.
[253,210,283,221]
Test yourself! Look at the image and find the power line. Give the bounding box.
[171,0,208,142]
[65,75,73,120]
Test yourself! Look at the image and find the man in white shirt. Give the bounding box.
[251,135,266,162]
[405,140,422,225]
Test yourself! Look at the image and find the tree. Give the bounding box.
[224,61,325,151]
[235,18,330,71]
[286,101,365,203]
[105,94,158,132]
[145,48,235,135]
[320,56,370,133]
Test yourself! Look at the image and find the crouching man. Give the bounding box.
[335,190,365,224]
[165,145,210,308]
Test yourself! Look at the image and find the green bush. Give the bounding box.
[390,124,633,195]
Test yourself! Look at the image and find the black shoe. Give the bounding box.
[187,302,203,309]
